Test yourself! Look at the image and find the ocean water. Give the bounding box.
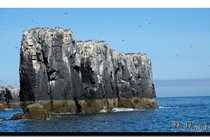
[0,79,210,133]
[0,96,210,133]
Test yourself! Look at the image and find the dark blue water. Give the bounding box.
[0,96,210,132]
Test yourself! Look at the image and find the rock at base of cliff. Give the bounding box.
[118,97,158,108]
[25,104,49,120]
[2,102,20,109]
[36,97,158,115]
[0,103,4,111]
[11,113,26,120]
[12,97,158,120]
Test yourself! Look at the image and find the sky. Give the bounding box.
[0,8,210,86]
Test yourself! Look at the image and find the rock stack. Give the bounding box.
[0,86,20,109]
[19,28,157,119]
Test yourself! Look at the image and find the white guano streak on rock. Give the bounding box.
[26,33,40,73]
[106,47,115,80]
[50,80,55,87]
[62,33,71,75]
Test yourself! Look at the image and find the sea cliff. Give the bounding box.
[19,28,157,119]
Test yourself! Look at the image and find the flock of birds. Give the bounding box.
[2,10,210,87]
[12,11,207,63]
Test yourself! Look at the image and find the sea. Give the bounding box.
[0,79,210,134]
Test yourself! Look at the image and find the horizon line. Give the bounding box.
[154,77,210,81]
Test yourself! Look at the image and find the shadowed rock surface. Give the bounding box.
[19,27,157,117]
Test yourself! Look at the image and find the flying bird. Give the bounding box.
[64,12,68,15]
[31,19,39,24]
[122,40,125,42]
[148,22,151,25]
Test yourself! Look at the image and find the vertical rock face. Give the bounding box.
[20,28,157,114]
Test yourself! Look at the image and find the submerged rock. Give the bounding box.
[19,27,157,119]
[11,113,26,120]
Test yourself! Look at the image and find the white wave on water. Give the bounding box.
[100,106,108,113]
[49,112,74,118]
[99,106,145,113]
[111,107,145,112]
[5,108,14,111]
[159,106,179,109]
[0,118,12,121]
[52,112,73,115]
